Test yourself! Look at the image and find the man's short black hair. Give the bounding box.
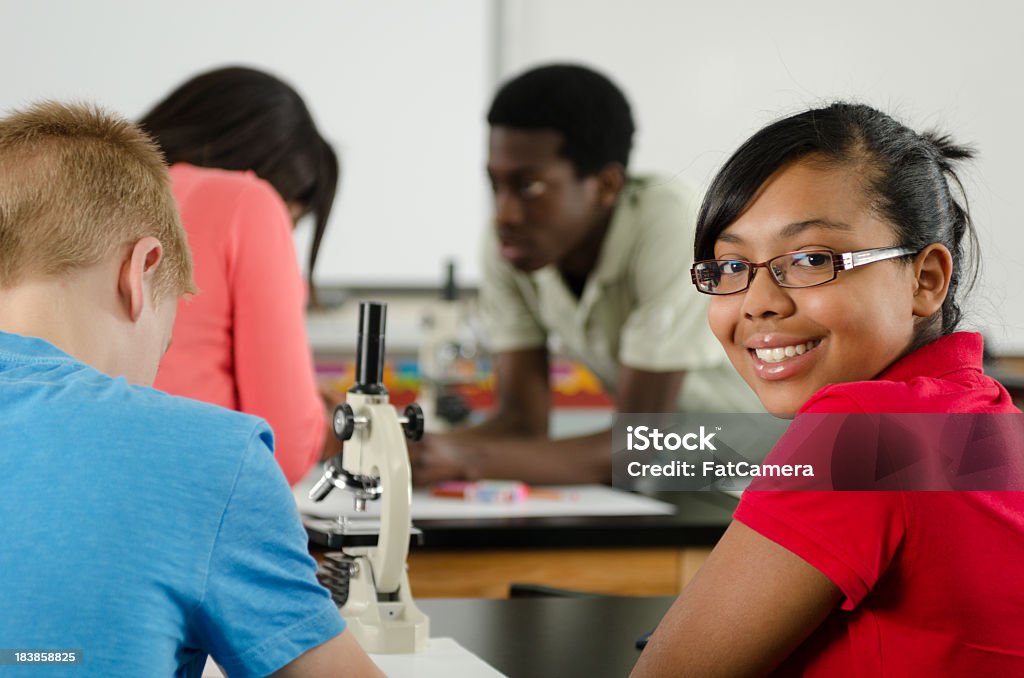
[487,64,635,177]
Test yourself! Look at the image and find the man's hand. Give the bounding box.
[408,434,479,485]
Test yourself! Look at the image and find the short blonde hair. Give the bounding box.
[0,101,195,300]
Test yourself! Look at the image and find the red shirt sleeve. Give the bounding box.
[734,391,908,610]
[227,180,325,485]
[734,490,908,610]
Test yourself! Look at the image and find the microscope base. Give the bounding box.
[339,554,430,654]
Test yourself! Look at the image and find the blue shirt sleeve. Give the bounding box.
[190,426,345,677]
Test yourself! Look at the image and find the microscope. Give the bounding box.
[309,301,430,653]
[418,261,475,432]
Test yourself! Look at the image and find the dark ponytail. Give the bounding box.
[918,132,978,335]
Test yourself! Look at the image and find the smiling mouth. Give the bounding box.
[750,339,821,364]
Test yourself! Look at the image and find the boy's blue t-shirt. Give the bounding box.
[0,331,344,677]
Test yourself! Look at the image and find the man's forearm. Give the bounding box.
[443,407,548,441]
[469,429,612,484]
[412,409,609,485]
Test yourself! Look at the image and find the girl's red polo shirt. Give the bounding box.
[734,332,1023,676]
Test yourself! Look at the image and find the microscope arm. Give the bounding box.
[342,401,412,595]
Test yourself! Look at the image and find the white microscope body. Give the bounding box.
[309,302,429,654]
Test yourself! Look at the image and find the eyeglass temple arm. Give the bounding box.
[836,246,917,271]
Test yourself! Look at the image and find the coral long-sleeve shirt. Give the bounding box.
[155,164,325,485]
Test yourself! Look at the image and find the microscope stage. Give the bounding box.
[304,516,425,549]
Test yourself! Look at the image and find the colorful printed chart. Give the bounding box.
[317,357,613,410]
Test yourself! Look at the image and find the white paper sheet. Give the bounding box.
[294,468,676,521]
[201,638,504,677]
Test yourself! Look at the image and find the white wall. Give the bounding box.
[2,1,1023,351]
[0,0,494,289]
[499,0,1024,353]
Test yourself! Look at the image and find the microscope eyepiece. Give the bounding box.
[351,301,388,395]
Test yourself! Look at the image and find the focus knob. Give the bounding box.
[333,403,356,441]
[402,403,425,441]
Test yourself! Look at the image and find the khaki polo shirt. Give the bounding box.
[480,176,762,414]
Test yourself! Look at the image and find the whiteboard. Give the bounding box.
[500,0,1024,353]
[0,0,494,288]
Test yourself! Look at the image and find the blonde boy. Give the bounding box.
[0,102,380,677]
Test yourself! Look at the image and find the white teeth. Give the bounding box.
[754,340,819,364]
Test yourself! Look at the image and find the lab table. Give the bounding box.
[306,491,737,598]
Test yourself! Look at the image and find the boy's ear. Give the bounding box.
[117,237,164,322]
[594,162,626,209]
[911,243,953,318]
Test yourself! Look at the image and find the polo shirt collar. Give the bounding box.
[878,332,984,384]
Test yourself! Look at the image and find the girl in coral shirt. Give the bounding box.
[143,66,338,485]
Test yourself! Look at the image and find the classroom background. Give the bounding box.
[3,0,1022,354]
[4,4,1024,675]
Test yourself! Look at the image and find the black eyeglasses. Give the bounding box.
[690,246,918,295]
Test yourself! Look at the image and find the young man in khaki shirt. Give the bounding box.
[412,64,759,485]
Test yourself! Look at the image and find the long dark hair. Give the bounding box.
[140,66,338,300]
[695,102,978,342]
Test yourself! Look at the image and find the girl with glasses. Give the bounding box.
[632,103,1023,676]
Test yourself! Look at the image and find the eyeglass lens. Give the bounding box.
[694,251,835,294]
